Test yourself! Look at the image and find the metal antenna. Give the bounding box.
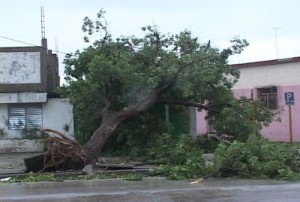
[41,6,46,39]
[272,27,281,59]
[55,37,58,52]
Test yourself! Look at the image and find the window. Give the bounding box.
[8,104,42,129]
[257,86,278,109]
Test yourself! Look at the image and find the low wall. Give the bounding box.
[0,139,45,153]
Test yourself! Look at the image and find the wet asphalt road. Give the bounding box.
[1,177,300,202]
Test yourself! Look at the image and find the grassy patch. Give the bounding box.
[1,173,144,183]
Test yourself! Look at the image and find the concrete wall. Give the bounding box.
[189,107,197,138]
[0,52,41,84]
[0,46,46,93]
[0,103,20,138]
[42,98,74,137]
[0,98,74,139]
[46,50,60,93]
[0,139,44,153]
[0,92,47,103]
[0,40,59,93]
[0,103,7,130]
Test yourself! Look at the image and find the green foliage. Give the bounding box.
[213,135,300,180]
[1,115,47,140]
[102,106,168,157]
[169,105,189,136]
[62,124,70,133]
[84,173,143,181]
[7,174,58,183]
[102,104,189,157]
[61,10,248,147]
[0,128,7,139]
[21,128,48,139]
[147,133,206,180]
[196,135,221,153]
[4,173,143,183]
[209,97,272,142]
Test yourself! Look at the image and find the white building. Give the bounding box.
[0,39,74,151]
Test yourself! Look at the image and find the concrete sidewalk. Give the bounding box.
[0,152,41,174]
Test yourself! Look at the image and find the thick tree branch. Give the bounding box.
[156,99,233,113]
[118,80,175,120]
[156,99,209,110]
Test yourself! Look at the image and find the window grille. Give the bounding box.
[8,104,42,129]
[257,86,277,109]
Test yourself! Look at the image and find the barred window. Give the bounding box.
[257,86,278,109]
[8,104,42,129]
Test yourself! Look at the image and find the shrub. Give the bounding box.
[196,134,222,153]
[208,97,272,142]
[147,133,206,180]
[213,134,300,180]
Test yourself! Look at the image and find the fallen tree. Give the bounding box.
[25,10,250,172]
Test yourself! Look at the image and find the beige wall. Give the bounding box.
[233,62,300,89]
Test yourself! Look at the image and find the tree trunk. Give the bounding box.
[82,113,122,162]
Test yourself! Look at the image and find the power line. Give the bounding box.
[0,35,38,47]
[0,35,69,55]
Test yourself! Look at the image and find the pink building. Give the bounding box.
[196,56,300,142]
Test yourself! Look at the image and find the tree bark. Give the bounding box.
[82,113,122,162]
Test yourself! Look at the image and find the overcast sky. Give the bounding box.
[1,0,300,80]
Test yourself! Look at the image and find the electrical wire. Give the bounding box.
[0,35,69,55]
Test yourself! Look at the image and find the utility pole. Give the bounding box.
[272,27,281,59]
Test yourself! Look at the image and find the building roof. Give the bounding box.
[232,56,300,69]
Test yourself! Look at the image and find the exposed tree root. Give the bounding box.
[24,129,88,172]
